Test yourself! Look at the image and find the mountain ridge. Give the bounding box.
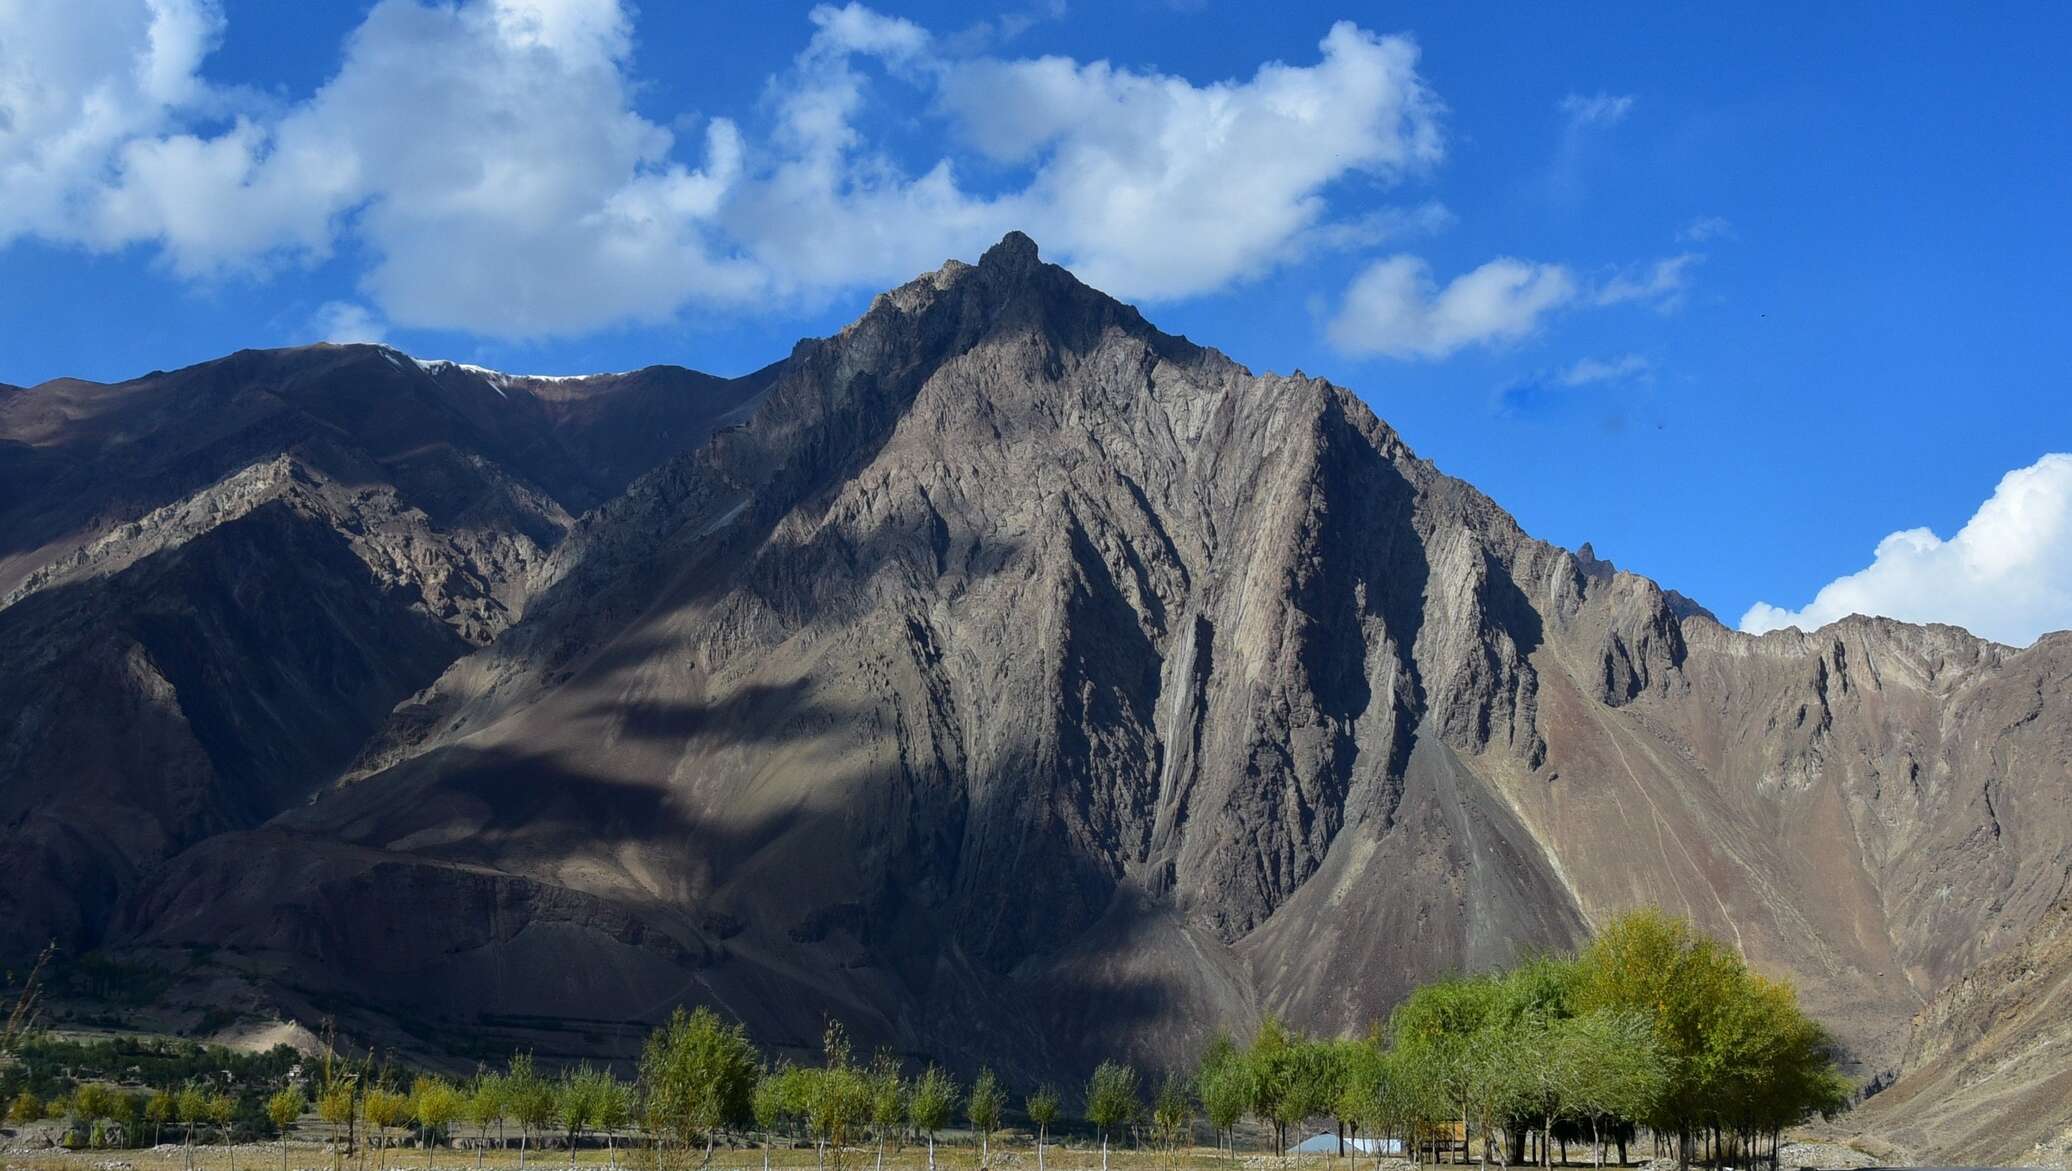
[2,233,2068,1162]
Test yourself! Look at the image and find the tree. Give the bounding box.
[638,1006,760,1164]
[1025,1086,1061,1171]
[1559,1010,1667,1169]
[464,1074,507,1170]
[8,1091,42,1125]
[554,1067,603,1171]
[177,1085,211,1171]
[365,1089,412,1171]
[1244,1019,1334,1160]
[413,1077,464,1169]
[505,1055,556,1171]
[209,1091,240,1171]
[867,1053,906,1171]
[269,1087,307,1171]
[1195,1037,1248,1159]
[966,1068,1004,1167]
[753,1065,799,1171]
[1335,1038,1387,1169]
[1390,976,1503,1167]
[1084,1060,1140,1171]
[906,1065,956,1171]
[800,1022,872,1171]
[1152,1072,1194,1168]
[146,1090,176,1147]
[595,1071,633,1170]
[316,1081,358,1170]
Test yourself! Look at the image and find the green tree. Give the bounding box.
[8,1091,43,1125]
[1084,1060,1140,1171]
[176,1084,211,1171]
[594,1071,632,1170]
[1195,1035,1247,1158]
[966,1068,1004,1167]
[906,1065,956,1171]
[1559,1009,1667,1168]
[801,1022,871,1171]
[1244,1019,1333,1159]
[638,1006,760,1164]
[145,1090,177,1147]
[208,1091,240,1171]
[752,1065,799,1171]
[464,1074,507,1170]
[1335,1038,1387,1169]
[310,1077,352,1168]
[316,1082,358,1171]
[553,1067,602,1170]
[505,1054,556,1171]
[365,1088,411,1171]
[413,1077,464,1169]
[1151,1072,1194,1167]
[1390,976,1503,1166]
[867,1053,906,1171]
[268,1087,306,1171]
[1025,1086,1061,1171]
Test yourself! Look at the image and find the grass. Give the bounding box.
[0,1138,1417,1171]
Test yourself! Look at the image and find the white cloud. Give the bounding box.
[0,0,1449,337]
[1560,92,1634,128]
[1740,454,2072,647]
[1594,252,1700,311]
[1678,215,1733,243]
[1326,254,1576,360]
[0,0,231,246]
[310,301,387,345]
[1558,353,1650,386]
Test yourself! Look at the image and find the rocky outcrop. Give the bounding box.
[1843,895,2072,1163]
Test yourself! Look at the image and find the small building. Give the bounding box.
[1286,1133,1404,1156]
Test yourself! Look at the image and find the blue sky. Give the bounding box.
[3,1,2069,642]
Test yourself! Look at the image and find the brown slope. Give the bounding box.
[110,236,2072,1134]
[0,345,768,964]
[1842,893,2072,1164]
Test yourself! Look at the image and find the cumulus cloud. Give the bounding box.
[1740,454,2072,647]
[0,0,1449,338]
[1327,254,1576,359]
[310,301,387,345]
[1559,92,1634,128]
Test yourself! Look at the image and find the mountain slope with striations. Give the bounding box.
[0,345,772,960]
[3,234,2068,1158]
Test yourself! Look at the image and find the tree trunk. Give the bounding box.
[1037,1126,1046,1171]
[1102,1130,1110,1171]
[520,1132,528,1171]
[928,1132,937,1171]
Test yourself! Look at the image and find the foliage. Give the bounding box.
[1084,1060,1140,1135]
[638,1006,759,1150]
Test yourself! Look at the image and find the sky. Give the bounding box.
[2,1,2069,645]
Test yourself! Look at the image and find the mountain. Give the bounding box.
[0,346,772,959]
[3,234,2068,1156]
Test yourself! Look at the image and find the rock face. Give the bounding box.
[1844,895,2072,1164]
[0,346,770,958]
[4,235,2070,1153]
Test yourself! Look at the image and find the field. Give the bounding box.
[0,1140,1415,1171]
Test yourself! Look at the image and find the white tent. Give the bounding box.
[1286,1133,1403,1155]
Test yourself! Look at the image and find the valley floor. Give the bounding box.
[0,1141,1953,1171]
